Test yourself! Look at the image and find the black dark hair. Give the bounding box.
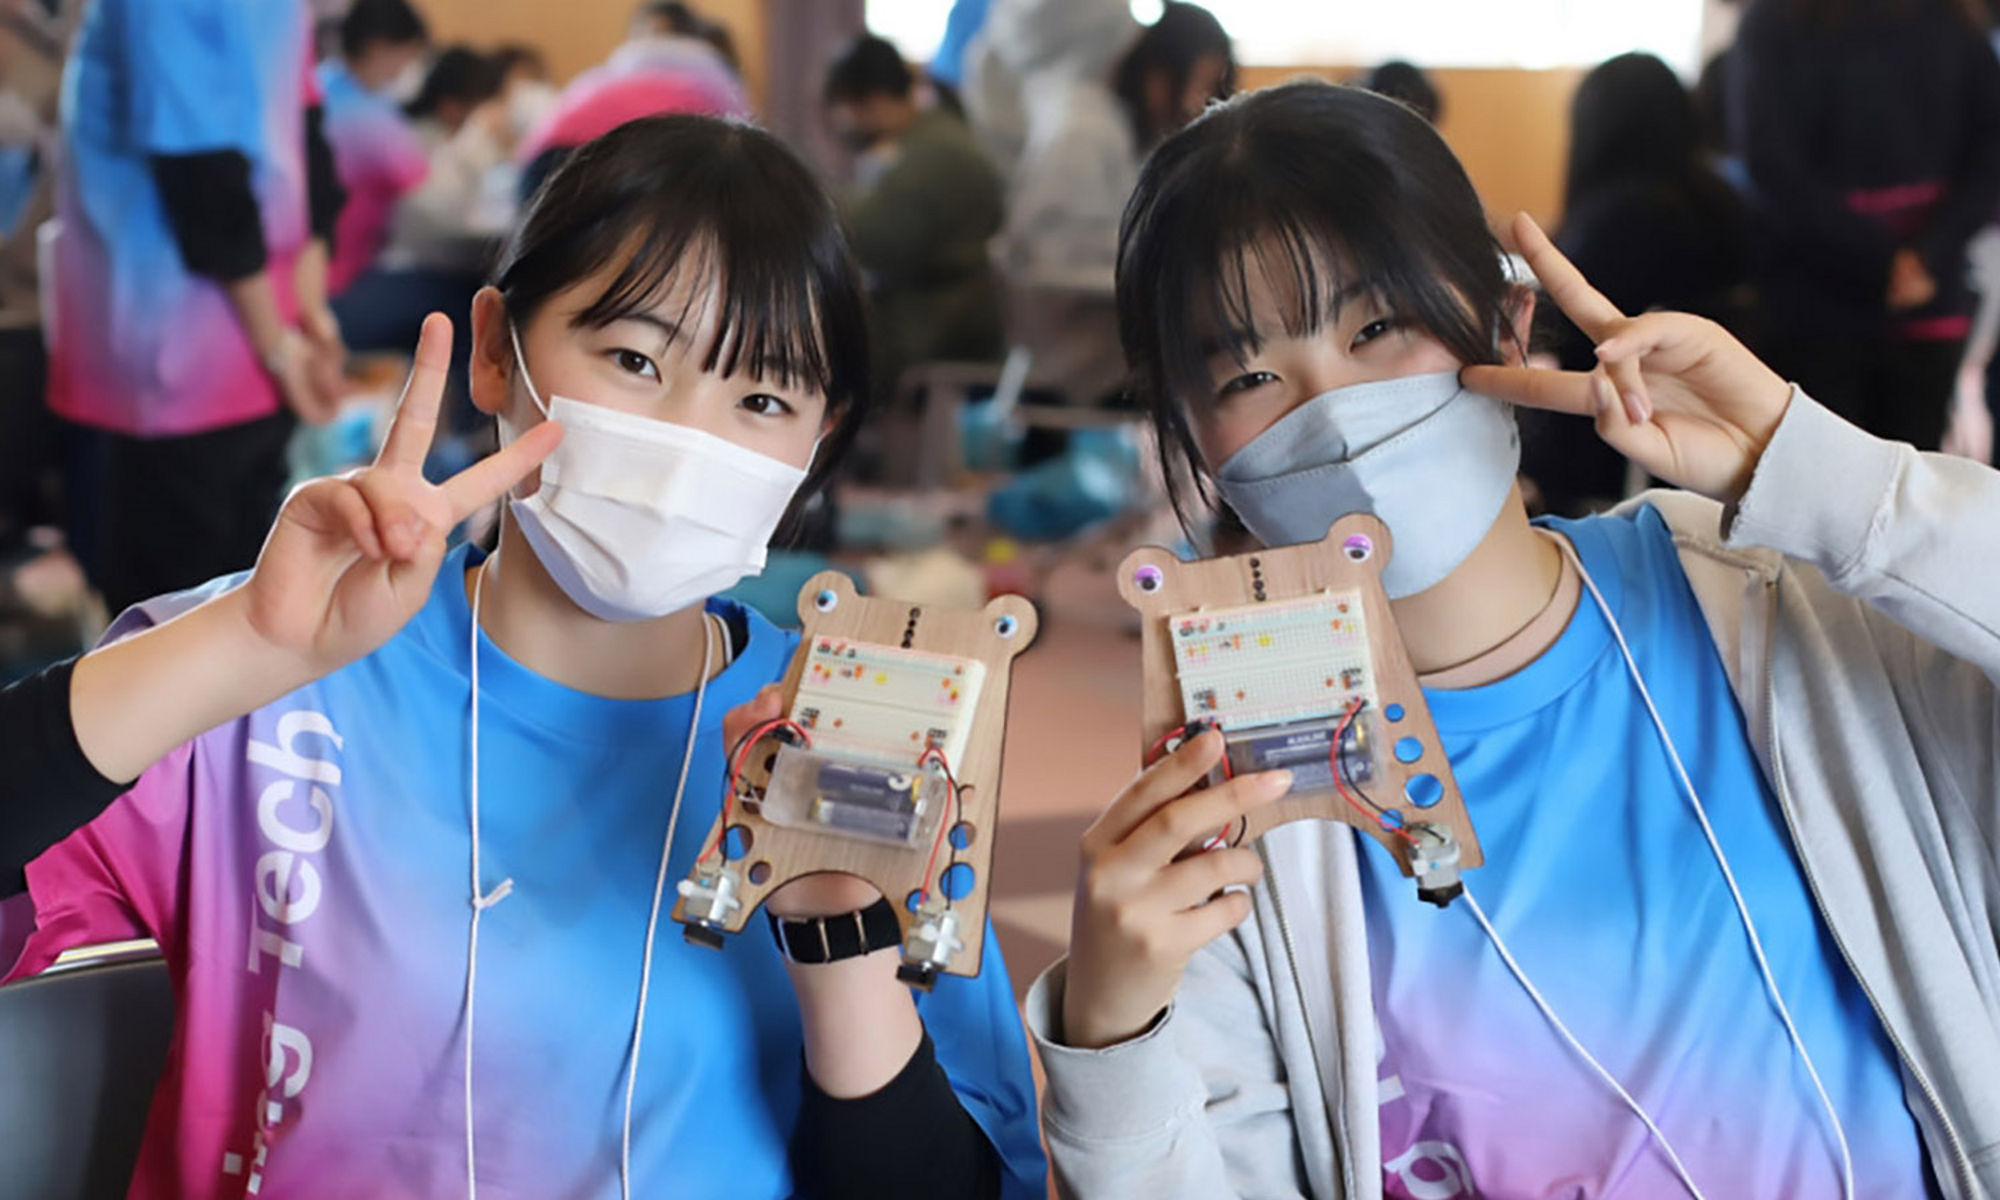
[1113,2,1236,148]
[1783,0,1984,24]
[1360,60,1442,125]
[493,115,871,511]
[1563,53,1706,214]
[637,2,742,69]
[340,0,427,60]
[824,33,915,104]
[1117,80,1512,523]
[405,46,506,121]
[492,43,549,82]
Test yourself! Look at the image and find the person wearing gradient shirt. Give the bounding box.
[47,0,347,617]
[1033,83,2000,1199]
[2,117,1045,1200]
[316,0,431,299]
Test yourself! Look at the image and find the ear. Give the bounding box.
[469,287,514,417]
[796,569,862,628]
[978,593,1039,660]
[1501,285,1537,368]
[1116,544,1185,614]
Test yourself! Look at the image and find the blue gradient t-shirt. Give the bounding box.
[1360,505,1931,1198]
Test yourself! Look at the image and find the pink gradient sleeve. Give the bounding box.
[1,742,195,982]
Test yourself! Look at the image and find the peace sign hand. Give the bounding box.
[1462,213,1795,505]
[239,312,562,676]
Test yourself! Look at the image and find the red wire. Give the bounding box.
[916,746,960,905]
[704,717,811,863]
[1146,723,1190,766]
[1331,699,1415,845]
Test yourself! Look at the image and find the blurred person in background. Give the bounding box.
[1529,51,1749,514]
[332,46,509,440]
[1731,0,2000,450]
[823,32,1005,395]
[316,0,430,298]
[517,0,749,200]
[1359,59,1442,125]
[494,42,557,145]
[972,0,1233,405]
[48,0,346,616]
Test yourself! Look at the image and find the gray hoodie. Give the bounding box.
[1028,391,2000,1199]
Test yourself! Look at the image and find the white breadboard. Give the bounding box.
[1173,590,1376,731]
[790,637,987,769]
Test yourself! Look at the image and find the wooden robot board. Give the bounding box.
[672,571,1037,980]
[1118,514,1482,877]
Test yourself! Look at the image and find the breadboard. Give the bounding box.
[1119,514,1482,881]
[1174,591,1375,730]
[792,639,987,769]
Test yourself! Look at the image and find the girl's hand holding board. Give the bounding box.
[1463,213,1795,507]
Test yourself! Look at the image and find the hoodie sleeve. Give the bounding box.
[1027,947,1315,1200]
[1726,387,2000,678]
[1724,387,2000,841]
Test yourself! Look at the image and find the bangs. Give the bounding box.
[572,224,837,398]
[1119,82,1508,412]
[496,115,867,410]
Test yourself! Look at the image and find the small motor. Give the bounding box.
[1407,823,1463,907]
[895,897,965,991]
[677,863,744,948]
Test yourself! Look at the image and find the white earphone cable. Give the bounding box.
[1472,535,1855,1200]
[619,613,715,1200]
[1460,884,1709,1199]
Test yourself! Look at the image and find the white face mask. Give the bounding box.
[1213,371,1519,599]
[385,58,427,106]
[504,323,811,622]
[506,80,557,139]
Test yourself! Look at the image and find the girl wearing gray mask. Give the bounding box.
[1031,80,2000,1200]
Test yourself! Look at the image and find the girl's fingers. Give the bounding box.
[1508,212,1629,344]
[1459,363,1599,416]
[440,419,563,524]
[1152,845,1264,912]
[352,470,427,563]
[323,479,384,561]
[1168,888,1255,957]
[720,685,785,752]
[374,313,454,474]
[1088,730,1229,847]
[1597,349,1653,425]
[1118,768,1290,870]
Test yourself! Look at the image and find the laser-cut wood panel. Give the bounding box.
[1118,514,1483,876]
[672,571,1037,980]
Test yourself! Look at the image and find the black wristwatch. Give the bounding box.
[767,897,904,964]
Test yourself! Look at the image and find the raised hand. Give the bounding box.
[1060,731,1287,1049]
[240,312,562,676]
[1462,213,1795,505]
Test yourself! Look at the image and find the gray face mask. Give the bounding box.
[1213,371,1519,599]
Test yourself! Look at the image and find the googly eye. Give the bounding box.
[1135,565,1164,593]
[995,614,1020,638]
[1342,535,1374,563]
[813,589,839,612]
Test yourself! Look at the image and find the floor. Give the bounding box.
[982,558,1148,1006]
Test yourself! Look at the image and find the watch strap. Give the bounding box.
[768,896,904,964]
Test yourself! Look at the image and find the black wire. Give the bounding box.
[1337,699,1393,819]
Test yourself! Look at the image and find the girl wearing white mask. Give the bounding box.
[1031,81,2000,1200]
[2,116,1044,1200]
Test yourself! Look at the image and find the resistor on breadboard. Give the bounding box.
[1173,590,1376,731]
[791,638,988,768]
